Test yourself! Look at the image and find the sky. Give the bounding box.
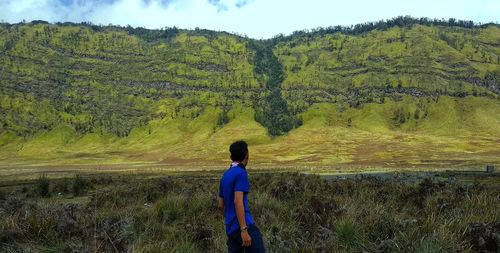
[0,0,498,39]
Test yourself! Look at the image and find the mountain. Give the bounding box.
[0,17,499,168]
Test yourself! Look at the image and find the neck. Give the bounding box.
[231,161,246,169]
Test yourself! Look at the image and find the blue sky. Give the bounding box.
[0,0,498,39]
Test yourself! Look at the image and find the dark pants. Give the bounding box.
[227,224,266,253]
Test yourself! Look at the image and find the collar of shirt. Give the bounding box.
[231,162,246,170]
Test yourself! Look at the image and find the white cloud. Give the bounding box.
[0,0,498,39]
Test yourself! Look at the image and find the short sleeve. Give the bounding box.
[218,180,224,198]
[234,171,249,193]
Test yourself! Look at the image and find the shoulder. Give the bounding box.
[234,167,248,181]
[221,166,247,178]
[221,167,240,178]
[235,166,247,175]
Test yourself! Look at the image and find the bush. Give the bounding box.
[72,175,87,196]
[53,179,70,194]
[35,175,50,197]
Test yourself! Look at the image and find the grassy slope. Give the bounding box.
[1,95,499,168]
[0,23,500,169]
[277,25,500,91]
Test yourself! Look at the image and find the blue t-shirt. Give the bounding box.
[219,164,255,236]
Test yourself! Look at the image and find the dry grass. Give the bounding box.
[0,172,499,252]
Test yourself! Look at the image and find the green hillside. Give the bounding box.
[0,17,499,168]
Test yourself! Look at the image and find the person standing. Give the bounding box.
[218,140,266,253]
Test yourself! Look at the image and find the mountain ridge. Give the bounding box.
[0,17,499,167]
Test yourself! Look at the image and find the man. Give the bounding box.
[218,140,266,253]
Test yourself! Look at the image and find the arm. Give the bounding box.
[218,197,224,213]
[234,192,247,228]
[235,191,251,246]
[218,181,224,214]
[234,171,252,246]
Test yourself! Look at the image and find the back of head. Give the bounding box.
[229,140,248,162]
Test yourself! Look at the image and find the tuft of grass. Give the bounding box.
[334,219,367,250]
[154,194,186,224]
[416,236,443,253]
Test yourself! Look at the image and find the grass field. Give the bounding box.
[0,171,499,252]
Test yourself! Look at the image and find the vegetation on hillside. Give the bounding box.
[248,40,301,136]
[0,17,499,166]
[0,22,260,137]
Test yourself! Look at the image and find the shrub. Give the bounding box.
[53,179,70,194]
[35,175,50,197]
[72,175,87,196]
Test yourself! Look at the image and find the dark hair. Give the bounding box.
[229,140,248,162]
